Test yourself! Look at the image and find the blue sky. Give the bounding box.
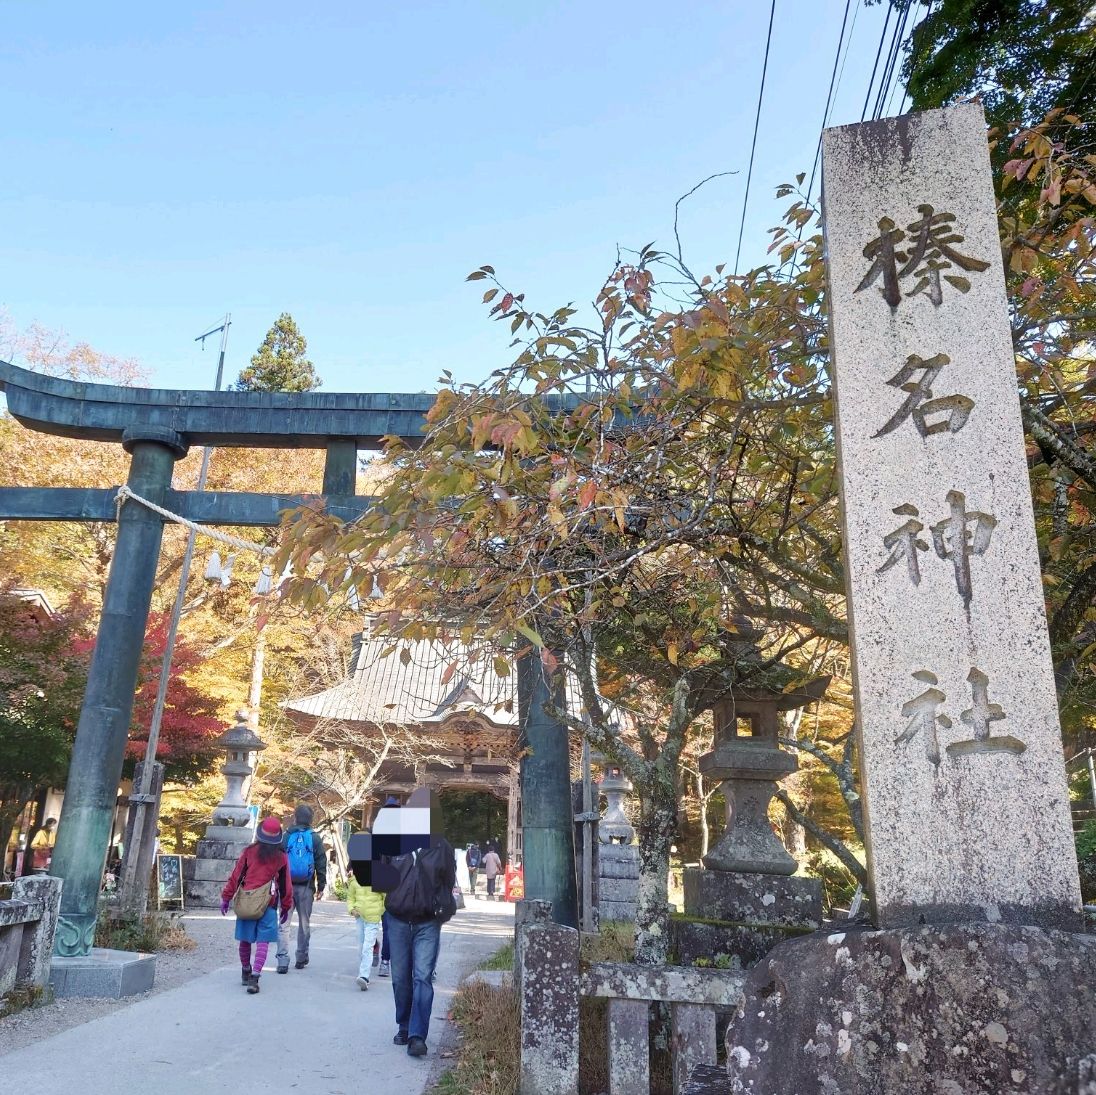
[2,2,896,394]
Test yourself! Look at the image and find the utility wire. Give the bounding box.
[860,0,894,121]
[873,0,913,119]
[734,0,777,276]
[806,0,855,205]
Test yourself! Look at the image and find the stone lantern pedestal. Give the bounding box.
[184,710,267,907]
[594,757,641,924]
[674,681,828,969]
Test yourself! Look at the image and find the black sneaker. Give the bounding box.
[393,1031,409,1046]
[276,964,289,975]
[241,966,252,984]
[246,975,260,994]
[407,1038,427,1058]
[295,957,308,969]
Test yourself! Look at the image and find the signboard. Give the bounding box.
[157,854,185,909]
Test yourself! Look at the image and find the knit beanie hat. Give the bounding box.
[257,817,283,845]
[294,803,314,827]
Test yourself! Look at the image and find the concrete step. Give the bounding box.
[189,857,236,883]
[184,879,226,908]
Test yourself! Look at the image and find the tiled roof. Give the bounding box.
[284,631,601,729]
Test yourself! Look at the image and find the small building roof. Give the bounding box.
[283,629,609,731]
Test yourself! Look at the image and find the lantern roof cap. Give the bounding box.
[212,710,267,752]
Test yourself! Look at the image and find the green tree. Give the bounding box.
[0,590,91,853]
[236,312,321,392]
[897,0,1096,127]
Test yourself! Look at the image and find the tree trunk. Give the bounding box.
[633,784,677,966]
[695,771,710,860]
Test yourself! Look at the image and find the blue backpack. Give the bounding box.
[287,830,314,883]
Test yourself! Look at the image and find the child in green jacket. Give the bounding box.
[347,874,385,989]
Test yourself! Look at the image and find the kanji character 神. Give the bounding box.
[930,490,997,609]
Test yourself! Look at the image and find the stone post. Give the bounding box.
[49,428,186,956]
[12,875,62,989]
[821,103,1081,929]
[517,905,580,1095]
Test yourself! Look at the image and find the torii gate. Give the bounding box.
[0,361,580,955]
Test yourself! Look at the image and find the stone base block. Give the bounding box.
[599,877,639,903]
[684,868,821,929]
[725,923,1096,1094]
[195,838,251,860]
[598,900,638,923]
[598,854,641,880]
[184,879,227,907]
[201,824,255,842]
[49,948,156,998]
[189,856,236,883]
[673,918,811,969]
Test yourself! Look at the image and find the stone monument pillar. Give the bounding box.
[184,710,266,907]
[594,756,641,924]
[722,104,1091,1095]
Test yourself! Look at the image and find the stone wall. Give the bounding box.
[0,875,62,998]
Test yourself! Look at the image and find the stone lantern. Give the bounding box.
[590,752,640,922]
[700,681,828,874]
[210,709,267,828]
[595,754,635,845]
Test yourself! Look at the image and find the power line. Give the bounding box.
[873,0,913,119]
[806,0,855,206]
[734,0,777,276]
[860,0,894,121]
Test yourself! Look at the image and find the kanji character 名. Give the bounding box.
[855,205,989,308]
[895,670,950,765]
[946,667,1026,758]
[873,353,974,439]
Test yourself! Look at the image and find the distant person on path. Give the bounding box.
[347,867,384,990]
[464,842,481,895]
[24,817,56,874]
[482,845,502,900]
[376,795,400,979]
[276,804,327,973]
[221,816,293,995]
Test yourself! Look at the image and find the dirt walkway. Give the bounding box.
[0,898,514,1093]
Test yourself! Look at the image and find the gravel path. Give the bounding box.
[0,907,240,1056]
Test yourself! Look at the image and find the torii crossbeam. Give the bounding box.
[0,360,444,955]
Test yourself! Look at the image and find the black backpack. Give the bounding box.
[385,842,456,923]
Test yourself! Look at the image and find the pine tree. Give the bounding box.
[236,312,321,392]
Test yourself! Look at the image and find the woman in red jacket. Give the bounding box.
[221,816,294,994]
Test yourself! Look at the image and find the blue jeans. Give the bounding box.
[386,916,441,1041]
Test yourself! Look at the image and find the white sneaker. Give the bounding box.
[357,976,369,991]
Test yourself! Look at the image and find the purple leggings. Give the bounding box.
[239,940,269,973]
